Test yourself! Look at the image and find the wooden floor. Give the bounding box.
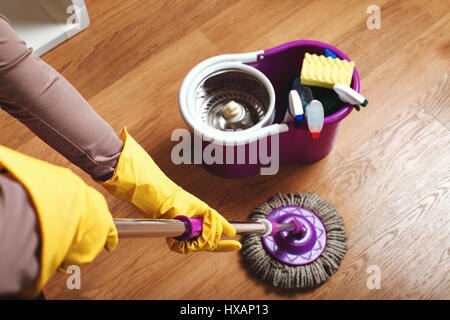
[1,0,448,299]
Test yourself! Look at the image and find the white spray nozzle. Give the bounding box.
[305,100,324,139]
[333,84,368,106]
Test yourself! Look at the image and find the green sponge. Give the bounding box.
[306,86,346,117]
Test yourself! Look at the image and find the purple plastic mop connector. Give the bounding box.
[269,216,307,236]
[291,218,308,236]
[173,215,203,241]
[262,206,327,266]
[269,221,279,236]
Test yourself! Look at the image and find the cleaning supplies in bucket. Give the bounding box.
[294,49,361,138]
[285,48,368,140]
[284,50,357,137]
[299,49,368,112]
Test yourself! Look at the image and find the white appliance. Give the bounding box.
[0,0,90,56]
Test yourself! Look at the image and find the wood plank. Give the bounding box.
[199,0,311,53]
[310,105,450,299]
[0,111,35,150]
[419,71,450,130]
[41,0,235,100]
[334,11,450,158]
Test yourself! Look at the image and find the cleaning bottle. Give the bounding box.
[333,84,368,111]
[283,77,313,127]
[305,100,324,139]
[288,90,304,128]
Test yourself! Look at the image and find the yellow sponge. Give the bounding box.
[300,53,355,89]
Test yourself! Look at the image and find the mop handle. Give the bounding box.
[114,215,300,240]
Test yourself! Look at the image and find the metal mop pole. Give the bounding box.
[114,218,299,239]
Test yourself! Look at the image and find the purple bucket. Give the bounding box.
[181,40,360,178]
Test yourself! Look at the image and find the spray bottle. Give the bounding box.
[305,100,324,139]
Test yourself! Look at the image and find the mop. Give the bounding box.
[114,191,347,290]
[240,192,347,289]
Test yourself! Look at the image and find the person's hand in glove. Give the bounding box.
[100,128,242,253]
[0,146,118,297]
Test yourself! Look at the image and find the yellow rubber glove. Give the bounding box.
[100,128,242,253]
[0,146,118,298]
